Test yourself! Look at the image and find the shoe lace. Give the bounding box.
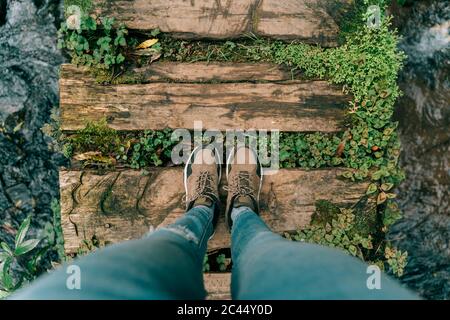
[223,171,255,199]
[184,171,216,204]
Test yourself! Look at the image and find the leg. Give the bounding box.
[230,207,419,300]
[12,205,214,300]
[13,146,222,300]
[225,147,418,300]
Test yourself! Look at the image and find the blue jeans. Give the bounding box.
[12,206,418,299]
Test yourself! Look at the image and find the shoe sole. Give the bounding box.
[184,145,222,240]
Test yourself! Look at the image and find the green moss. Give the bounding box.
[65,119,176,169]
[93,69,145,84]
[351,196,379,239]
[310,200,341,226]
[68,118,120,155]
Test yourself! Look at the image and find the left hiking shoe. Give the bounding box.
[184,145,221,229]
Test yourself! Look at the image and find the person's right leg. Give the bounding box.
[230,207,418,300]
[225,146,418,300]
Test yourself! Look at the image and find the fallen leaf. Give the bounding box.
[73,151,102,161]
[149,52,162,63]
[136,38,158,49]
[335,140,346,157]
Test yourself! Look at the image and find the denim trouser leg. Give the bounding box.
[12,205,214,300]
[230,207,419,300]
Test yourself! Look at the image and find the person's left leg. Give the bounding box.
[12,146,222,300]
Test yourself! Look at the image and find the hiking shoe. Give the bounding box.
[225,146,263,231]
[184,145,221,229]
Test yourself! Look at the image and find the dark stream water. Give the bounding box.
[389,0,449,299]
[0,0,448,299]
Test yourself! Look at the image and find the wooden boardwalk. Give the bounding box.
[59,0,359,299]
[93,0,352,46]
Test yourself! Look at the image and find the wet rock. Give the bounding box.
[0,0,63,238]
[0,181,11,211]
[2,164,30,187]
[6,183,33,210]
[0,0,6,27]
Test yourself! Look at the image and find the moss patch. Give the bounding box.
[310,200,341,226]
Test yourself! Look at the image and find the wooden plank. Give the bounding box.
[205,273,231,300]
[256,0,347,44]
[129,62,299,83]
[60,167,369,254]
[61,63,298,83]
[93,0,351,46]
[60,64,349,132]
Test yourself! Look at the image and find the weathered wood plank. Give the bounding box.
[61,63,298,83]
[60,64,349,132]
[93,0,352,46]
[205,273,231,300]
[60,167,369,254]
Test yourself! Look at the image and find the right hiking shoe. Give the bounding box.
[225,146,263,231]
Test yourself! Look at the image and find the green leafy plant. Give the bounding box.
[46,199,66,262]
[288,200,407,277]
[291,207,374,260]
[216,254,229,272]
[384,246,408,276]
[76,236,103,256]
[0,216,42,297]
[203,255,210,272]
[64,0,93,13]
[58,7,129,72]
[129,129,176,168]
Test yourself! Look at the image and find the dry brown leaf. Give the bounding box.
[136,38,158,49]
[149,52,162,63]
[335,140,346,157]
[73,151,102,161]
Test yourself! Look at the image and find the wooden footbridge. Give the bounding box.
[59,0,367,299]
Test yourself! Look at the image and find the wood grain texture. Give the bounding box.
[60,167,369,254]
[60,64,349,132]
[130,62,300,83]
[205,273,231,300]
[61,63,298,83]
[93,0,352,46]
